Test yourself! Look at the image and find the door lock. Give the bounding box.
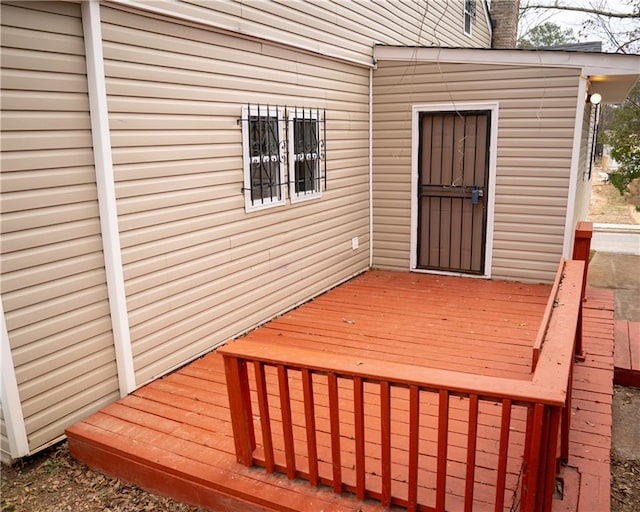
[471,187,483,205]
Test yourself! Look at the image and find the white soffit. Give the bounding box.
[590,74,639,103]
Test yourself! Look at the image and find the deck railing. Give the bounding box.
[219,258,585,512]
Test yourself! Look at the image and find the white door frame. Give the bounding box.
[410,102,499,278]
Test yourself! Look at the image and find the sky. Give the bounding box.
[517,0,639,53]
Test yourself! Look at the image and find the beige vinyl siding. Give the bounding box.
[372,61,582,283]
[0,1,119,452]
[110,0,491,66]
[101,5,370,384]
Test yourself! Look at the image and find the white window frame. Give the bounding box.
[464,0,474,37]
[288,108,322,203]
[242,105,286,212]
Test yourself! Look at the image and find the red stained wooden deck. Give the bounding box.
[66,270,615,512]
[614,320,640,387]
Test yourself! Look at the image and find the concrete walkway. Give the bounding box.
[591,224,640,256]
[587,252,640,322]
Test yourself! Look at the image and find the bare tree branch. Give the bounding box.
[522,3,639,19]
[617,35,640,53]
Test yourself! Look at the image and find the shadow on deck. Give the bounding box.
[66,270,614,512]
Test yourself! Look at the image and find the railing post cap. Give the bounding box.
[575,221,593,238]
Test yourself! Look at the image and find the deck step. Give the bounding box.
[614,320,640,387]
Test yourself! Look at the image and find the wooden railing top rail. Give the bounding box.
[530,258,584,397]
[220,336,562,404]
[218,259,585,408]
[531,258,567,372]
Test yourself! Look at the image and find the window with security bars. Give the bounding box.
[289,108,323,202]
[241,104,326,212]
[464,0,475,36]
[241,105,285,211]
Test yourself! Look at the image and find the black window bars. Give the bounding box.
[240,104,326,207]
[290,106,326,198]
[245,105,285,206]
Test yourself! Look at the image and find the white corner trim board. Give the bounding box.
[1,299,29,459]
[369,67,374,268]
[562,77,589,258]
[82,0,136,396]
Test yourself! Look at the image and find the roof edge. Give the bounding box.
[373,45,640,76]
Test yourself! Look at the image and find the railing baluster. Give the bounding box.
[328,372,342,493]
[523,403,545,512]
[535,407,552,512]
[380,381,392,507]
[277,365,296,479]
[407,385,420,512]
[542,407,562,512]
[561,365,573,465]
[495,399,512,511]
[464,394,479,512]
[301,368,319,486]
[521,405,534,509]
[223,355,254,466]
[254,361,274,472]
[354,376,366,500]
[436,389,449,512]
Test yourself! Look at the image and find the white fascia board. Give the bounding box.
[1,299,30,458]
[373,46,640,76]
[82,0,136,396]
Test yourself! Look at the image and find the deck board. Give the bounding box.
[66,271,615,512]
[558,288,615,512]
[249,270,547,381]
[614,320,640,387]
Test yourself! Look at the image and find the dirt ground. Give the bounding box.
[2,180,638,512]
[611,455,640,512]
[587,179,640,225]
[0,441,204,512]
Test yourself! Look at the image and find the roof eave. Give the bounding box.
[373,46,639,103]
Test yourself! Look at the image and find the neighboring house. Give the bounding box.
[0,0,637,465]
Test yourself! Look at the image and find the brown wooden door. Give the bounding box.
[417,111,490,274]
